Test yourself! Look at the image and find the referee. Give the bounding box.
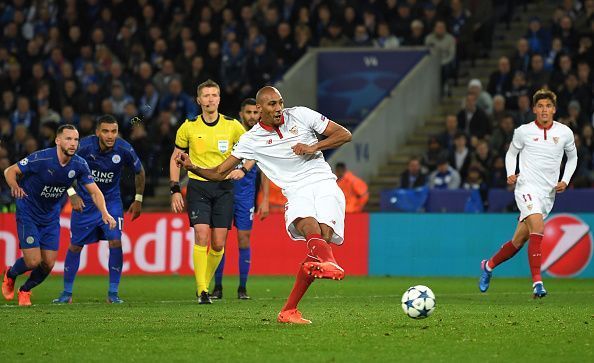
[169,79,245,304]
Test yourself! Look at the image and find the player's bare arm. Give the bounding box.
[169,146,186,213]
[127,166,145,221]
[226,159,257,180]
[176,152,242,181]
[258,173,270,220]
[291,121,352,155]
[83,182,117,229]
[3,164,27,199]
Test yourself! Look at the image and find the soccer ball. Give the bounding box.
[401,285,436,319]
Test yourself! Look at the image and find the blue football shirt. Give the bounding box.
[16,147,94,224]
[75,136,142,204]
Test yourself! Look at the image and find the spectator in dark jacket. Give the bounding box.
[457,93,491,139]
[400,157,428,188]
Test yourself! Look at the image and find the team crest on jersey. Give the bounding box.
[112,154,121,164]
[68,170,76,178]
[267,139,273,144]
[553,137,559,144]
[19,158,28,166]
[527,204,533,210]
[218,140,229,153]
[289,126,298,135]
[26,236,35,244]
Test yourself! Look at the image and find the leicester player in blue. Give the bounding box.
[211,98,269,300]
[52,115,145,304]
[2,125,116,306]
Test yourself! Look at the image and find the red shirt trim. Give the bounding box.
[534,120,553,140]
[259,114,284,139]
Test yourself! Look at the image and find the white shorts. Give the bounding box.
[515,190,554,221]
[283,179,346,245]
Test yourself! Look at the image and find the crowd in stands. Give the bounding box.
[0,0,511,211]
[404,0,594,210]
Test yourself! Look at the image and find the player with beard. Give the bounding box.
[211,98,270,300]
[53,115,145,304]
[175,86,352,323]
[2,125,116,306]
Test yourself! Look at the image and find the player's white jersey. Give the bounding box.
[231,106,336,191]
[508,121,576,197]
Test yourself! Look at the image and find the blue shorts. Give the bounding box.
[16,215,60,251]
[233,196,255,231]
[70,203,123,246]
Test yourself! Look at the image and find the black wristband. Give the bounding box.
[241,167,249,175]
[170,183,181,194]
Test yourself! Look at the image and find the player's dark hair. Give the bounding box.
[96,114,118,128]
[532,89,557,107]
[57,124,77,135]
[335,162,346,169]
[241,98,257,110]
[197,79,220,96]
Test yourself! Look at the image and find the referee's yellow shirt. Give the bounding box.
[175,113,245,181]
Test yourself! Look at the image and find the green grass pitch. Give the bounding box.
[1,275,592,362]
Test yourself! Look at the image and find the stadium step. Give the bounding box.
[365,1,556,212]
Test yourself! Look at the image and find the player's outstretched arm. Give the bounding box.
[169,146,186,213]
[176,153,241,181]
[84,182,116,229]
[127,166,145,221]
[292,121,352,155]
[258,172,270,220]
[226,159,256,180]
[4,164,27,199]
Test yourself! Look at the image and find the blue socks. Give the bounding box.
[108,247,123,293]
[20,265,51,292]
[214,252,225,287]
[239,247,251,289]
[8,257,31,279]
[63,249,81,294]
[213,248,251,288]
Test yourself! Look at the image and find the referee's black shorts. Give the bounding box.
[186,179,234,228]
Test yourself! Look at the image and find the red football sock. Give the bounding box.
[487,241,520,270]
[281,255,316,311]
[306,234,336,263]
[528,233,543,283]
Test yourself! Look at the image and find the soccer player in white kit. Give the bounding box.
[479,89,577,298]
[175,86,352,324]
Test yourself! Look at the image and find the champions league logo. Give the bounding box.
[19,158,28,166]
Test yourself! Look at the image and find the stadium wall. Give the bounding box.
[327,50,440,181]
[369,213,594,278]
[0,213,369,276]
[3,212,591,278]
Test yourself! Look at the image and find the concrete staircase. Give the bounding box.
[366,1,555,211]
